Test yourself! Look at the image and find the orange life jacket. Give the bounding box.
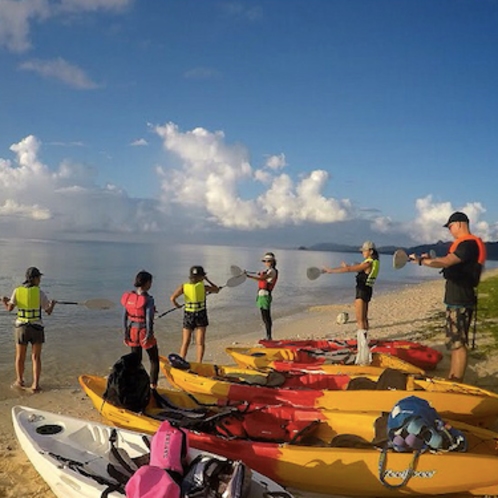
[448,234,487,265]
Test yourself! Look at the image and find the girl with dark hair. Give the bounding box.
[246,252,279,340]
[121,270,159,389]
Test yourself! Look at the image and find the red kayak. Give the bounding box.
[259,338,443,371]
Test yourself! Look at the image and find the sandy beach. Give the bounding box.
[2,270,498,498]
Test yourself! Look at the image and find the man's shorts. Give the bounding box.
[355,286,373,303]
[445,306,473,350]
[15,324,45,345]
[183,309,209,330]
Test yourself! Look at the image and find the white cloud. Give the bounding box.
[0,0,49,53]
[381,195,497,243]
[154,122,353,230]
[265,153,286,170]
[130,138,148,147]
[0,134,164,236]
[18,58,99,89]
[0,0,131,53]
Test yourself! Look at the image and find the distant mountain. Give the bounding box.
[301,240,498,261]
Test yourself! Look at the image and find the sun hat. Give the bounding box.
[189,265,206,278]
[443,211,469,227]
[261,252,276,262]
[360,241,376,251]
[23,267,43,284]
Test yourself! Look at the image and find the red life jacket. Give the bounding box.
[121,291,147,330]
[258,268,279,292]
[448,234,487,264]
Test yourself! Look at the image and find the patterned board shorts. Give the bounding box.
[183,309,209,330]
[445,307,473,350]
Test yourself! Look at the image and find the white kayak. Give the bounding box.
[12,405,294,498]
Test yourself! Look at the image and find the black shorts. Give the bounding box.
[355,286,373,303]
[183,309,209,330]
[15,324,45,345]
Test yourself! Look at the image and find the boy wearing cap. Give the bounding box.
[170,266,219,363]
[2,267,56,392]
[322,241,380,364]
[246,252,279,340]
[411,211,486,382]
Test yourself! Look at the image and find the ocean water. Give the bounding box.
[0,237,482,400]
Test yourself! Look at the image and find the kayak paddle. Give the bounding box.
[57,298,115,310]
[306,266,325,281]
[393,249,436,270]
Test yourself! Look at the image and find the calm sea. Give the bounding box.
[1,237,487,400]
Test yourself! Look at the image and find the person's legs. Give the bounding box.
[445,307,472,382]
[145,345,160,388]
[354,298,368,330]
[260,308,272,340]
[14,344,27,387]
[31,342,42,391]
[195,327,206,363]
[180,328,192,358]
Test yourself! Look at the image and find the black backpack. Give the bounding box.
[103,353,151,413]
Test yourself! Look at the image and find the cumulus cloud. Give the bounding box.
[394,195,496,243]
[265,153,286,170]
[0,134,164,237]
[18,58,99,89]
[154,123,353,230]
[0,0,131,53]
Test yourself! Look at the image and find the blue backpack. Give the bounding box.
[379,396,467,489]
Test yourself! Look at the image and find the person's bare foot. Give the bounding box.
[30,385,42,393]
[11,380,25,390]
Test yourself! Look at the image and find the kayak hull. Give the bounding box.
[79,374,498,496]
[160,357,498,426]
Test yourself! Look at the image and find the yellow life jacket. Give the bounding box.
[183,282,206,312]
[16,286,42,323]
[365,258,380,287]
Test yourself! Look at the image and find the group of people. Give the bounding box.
[2,211,487,392]
[120,252,279,389]
[323,211,486,383]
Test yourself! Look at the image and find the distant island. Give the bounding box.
[298,240,498,261]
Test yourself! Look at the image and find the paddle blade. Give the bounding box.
[306,267,323,281]
[82,299,115,310]
[225,273,247,288]
[230,265,244,276]
[393,249,409,270]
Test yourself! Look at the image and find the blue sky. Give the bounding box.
[1,0,498,247]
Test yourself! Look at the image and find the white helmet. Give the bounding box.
[336,312,349,325]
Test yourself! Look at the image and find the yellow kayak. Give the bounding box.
[79,374,498,496]
[226,346,425,374]
[160,356,498,426]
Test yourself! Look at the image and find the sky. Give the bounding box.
[1,0,498,248]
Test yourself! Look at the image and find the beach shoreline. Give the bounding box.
[2,269,498,498]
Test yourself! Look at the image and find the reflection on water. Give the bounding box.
[0,238,452,400]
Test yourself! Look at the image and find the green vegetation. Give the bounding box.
[476,274,498,350]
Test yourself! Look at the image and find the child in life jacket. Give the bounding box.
[170,266,219,363]
[245,252,279,341]
[121,271,159,389]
